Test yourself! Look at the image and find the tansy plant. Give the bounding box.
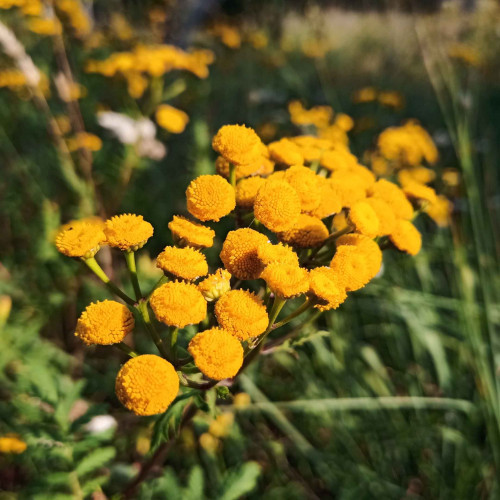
[55,122,448,433]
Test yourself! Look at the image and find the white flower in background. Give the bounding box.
[98,111,166,160]
[84,415,117,434]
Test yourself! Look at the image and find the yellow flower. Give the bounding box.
[233,392,251,408]
[368,179,413,220]
[332,212,349,232]
[398,167,436,186]
[336,233,382,280]
[235,176,266,208]
[389,220,422,256]
[156,104,189,134]
[186,175,236,222]
[115,355,179,416]
[220,228,268,280]
[199,432,219,452]
[67,132,102,152]
[279,214,329,248]
[0,435,27,454]
[267,138,304,166]
[261,263,309,298]
[320,147,358,172]
[209,412,234,438]
[329,170,367,209]
[150,281,207,327]
[215,290,268,341]
[442,168,460,187]
[254,179,301,232]
[198,269,232,302]
[425,195,452,228]
[55,219,106,258]
[403,182,437,205]
[352,87,377,103]
[348,201,380,238]
[215,156,269,180]
[378,90,405,110]
[156,246,208,281]
[291,135,332,163]
[308,267,348,311]
[282,165,321,212]
[334,113,354,132]
[257,242,299,267]
[329,245,374,292]
[75,300,134,345]
[104,214,154,251]
[212,124,263,166]
[27,17,62,36]
[168,215,215,249]
[309,177,342,219]
[365,198,396,236]
[188,327,243,380]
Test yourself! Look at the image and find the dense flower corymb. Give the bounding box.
[168,215,215,249]
[55,220,106,259]
[156,246,208,281]
[115,355,179,416]
[150,281,207,327]
[75,300,134,345]
[188,327,243,380]
[104,214,154,251]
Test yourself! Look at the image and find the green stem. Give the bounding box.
[138,301,170,360]
[146,275,169,300]
[124,250,142,300]
[115,342,138,358]
[271,298,313,330]
[83,257,136,306]
[304,225,353,265]
[166,327,179,363]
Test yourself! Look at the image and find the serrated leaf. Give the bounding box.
[218,462,261,500]
[76,446,116,477]
[81,474,108,496]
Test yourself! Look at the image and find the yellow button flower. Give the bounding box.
[115,355,179,416]
[267,138,304,166]
[75,300,134,345]
[150,281,207,327]
[198,269,232,302]
[329,245,373,292]
[186,175,236,222]
[364,198,396,236]
[320,147,358,172]
[398,167,436,186]
[425,195,452,228]
[156,104,189,133]
[254,179,301,232]
[156,246,208,281]
[188,327,243,380]
[308,267,348,311]
[261,262,309,298]
[389,220,422,256]
[329,170,367,209]
[279,214,329,248]
[55,219,106,259]
[282,165,321,212]
[336,233,382,280]
[168,215,215,249]
[104,214,154,251]
[235,176,266,208]
[215,290,268,341]
[220,228,268,280]
[0,435,27,454]
[257,242,299,267]
[403,182,438,205]
[348,201,380,238]
[212,124,263,165]
[308,177,342,219]
[216,156,265,180]
[369,179,413,220]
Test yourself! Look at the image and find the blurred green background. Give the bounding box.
[0,0,499,498]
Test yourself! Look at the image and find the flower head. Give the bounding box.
[369,179,414,220]
[215,155,271,180]
[329,170,367,208]
[257,242,299,267]
[75,300,134,345]
[425,195,453,227]
[168,215,215,249]
[282,165,321,212]
[198,269,232,301]
[55,219,106,258]
[156,246,208,281]
[261,263,309,298]
[115,355,179,416]
[364,198,396,236]
[398,167,436,186]
[308,267,348,311]
[215,290,268,340]
[348,201,380,238]
[279,214,329,248]
[309,177,342,219]
[254,179,301,232]
[389,220,422,256]
[155,104,189,133]
[188,327,243,380]
[220,228,268,280]
[336,233,382,279]
[329,245,373,292]
[150,281,207,327]
[267,138,304,166]
[403,182,438,205]
[186,175,236,222]
[235,176,266,208]
[0,435,27,454]
[212,124,263,165]
[104,214,154,251]
[320,147,358,172]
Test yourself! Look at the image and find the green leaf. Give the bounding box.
[76,446,116,477]
[216,386,231,400]
[217,462,261,500]
[81,474,108,496]
[183,466,204,500]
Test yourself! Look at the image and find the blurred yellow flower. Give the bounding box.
[156,104,189,134]
[104,214,153,251]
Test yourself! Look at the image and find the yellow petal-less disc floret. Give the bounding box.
[308,267,348,311]
[425,195,452,228]
[329,245,374,292]
[403,182,438,205]
[320,146,358,172]
[309,177,342,219]
[104,214,154,251]
[348,201,380,238]
[235,176,266,208]
[168,215,215,249]
[55,220,106,259]
[215,155,270,180]
[75,300,134,345]
[198,269,232,302]
[220,228,268,280]
[188,327,243,380]
[257,242,299,267]
[389,219,422,256]
[267,138,304,166]
[115,355,179,416]
[212,124,263,165]
[282,165,321,212]
[156,246,208,281]
[261,263,309,298]
[215,290,268,341]
[329,170,367,209]
[279,214,329,248]
[254,179,301,232]
[364,198,396,236]
[398,167,436,186]
[336,233,383,280]
[186,175,236,222]
[368,179,413,220]
[150,281,207,327]
[0,435,27,454]
[155,104,189,134]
